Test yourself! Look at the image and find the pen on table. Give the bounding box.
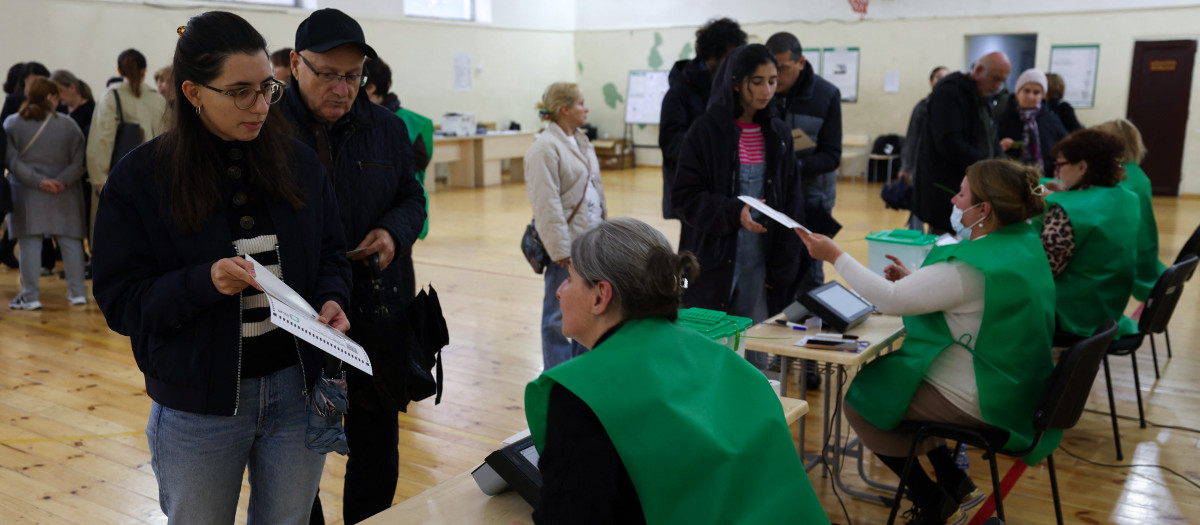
[814,333,859,340]
[772,319,807,330]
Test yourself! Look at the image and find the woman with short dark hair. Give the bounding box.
[92,11,351,523]
[1038,128,1140,342]
[526,217,828,524]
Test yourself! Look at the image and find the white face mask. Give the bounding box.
[950,202,985,239]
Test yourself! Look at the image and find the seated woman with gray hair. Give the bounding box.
[524,217,828,524]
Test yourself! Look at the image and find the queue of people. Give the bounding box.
[2,6,1175,525]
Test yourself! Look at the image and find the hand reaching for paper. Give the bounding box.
[740,203,767,233]
[318,300,350,333]
[211,257,263,295]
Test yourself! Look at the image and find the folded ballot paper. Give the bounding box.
[737,196,812,234]
[245,254,373,375]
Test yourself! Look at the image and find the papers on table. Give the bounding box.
[245,255,372,375]
[737,196,812,234]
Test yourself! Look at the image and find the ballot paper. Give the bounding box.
[737,196,812,234]
[245,254,373,375]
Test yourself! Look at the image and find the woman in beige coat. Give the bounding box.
[525,82,606,370]
[86,48,167,194]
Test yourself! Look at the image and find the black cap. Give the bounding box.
[295,8,378,59]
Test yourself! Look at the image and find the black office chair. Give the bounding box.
[885,320,1119,525]
[1101,254,1198,460]
[1159,223,1200,361]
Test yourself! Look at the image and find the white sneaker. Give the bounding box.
[9,297,42,310]
[68,295,87,306]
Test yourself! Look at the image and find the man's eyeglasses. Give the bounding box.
[202,80,286,110]
[1054,160,1072,171]
[298,53,368,87]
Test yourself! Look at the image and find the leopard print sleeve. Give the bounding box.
[1041,204,1075,278]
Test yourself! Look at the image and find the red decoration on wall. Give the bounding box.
[849,0,869,19]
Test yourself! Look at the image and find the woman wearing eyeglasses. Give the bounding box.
[92,11,352,523]
[1036,129,1140,343]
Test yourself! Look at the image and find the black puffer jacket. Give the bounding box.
[278,80,426,315]
[916,72,999,232]
[672,47,805,314]
[774,61,842,181]
[658,58,714,219]
[997,101,1069,177]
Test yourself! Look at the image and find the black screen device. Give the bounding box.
[798,281,874,333]
[482,436,542,506]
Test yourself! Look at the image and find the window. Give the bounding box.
[404,0,474,21]
[220,0,300,6]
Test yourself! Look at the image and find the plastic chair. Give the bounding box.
[1100,254,1198,460]
[885,320,1119,525]
[1160,223,1200,360]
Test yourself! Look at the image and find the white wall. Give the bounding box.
[575,0,1200,30]
[575,6,1200,194]
[0,0,576,133]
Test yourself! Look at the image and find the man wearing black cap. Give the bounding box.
[278,8,426,524]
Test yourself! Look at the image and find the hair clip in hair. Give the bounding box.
[537,108,550,120]
[177,25,187,36]
[1030,183,1047,196]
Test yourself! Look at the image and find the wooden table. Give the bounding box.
[745,313,905,504]
[361,396,808,524]
[431,132,536,188]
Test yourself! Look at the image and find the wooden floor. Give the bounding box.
[2,166,1198,524]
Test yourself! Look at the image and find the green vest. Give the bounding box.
[845,223,1061,465]
[525,318,829,524]
[395,107,434,240]
[1119,162,1166,301]
[1038,185,1140,337]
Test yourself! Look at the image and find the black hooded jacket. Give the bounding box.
[671,47,805,314]
[658,58,715,219]
[916,71,999,232]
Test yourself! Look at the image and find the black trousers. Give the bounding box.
[345,409,401,524]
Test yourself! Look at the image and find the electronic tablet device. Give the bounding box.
[798,281,874,333]
[477,436,542,506]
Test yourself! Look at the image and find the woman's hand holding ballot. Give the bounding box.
[794,228,843,263]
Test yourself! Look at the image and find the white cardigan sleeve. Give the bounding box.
[87,88,118,185]
[833,253,984,316]
[525,139,572,261]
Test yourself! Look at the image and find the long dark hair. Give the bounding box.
[155,11,304,233]
[4,62,24,95]
[117,49,147,97]
[729,44,777,121]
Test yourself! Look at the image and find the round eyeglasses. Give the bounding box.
[201,80,286,110]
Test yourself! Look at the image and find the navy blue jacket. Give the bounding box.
[773,61,842,181]
[278,80,426,315]
[92,137,352,416]
[658,58,714,219]
[672,47,805,314]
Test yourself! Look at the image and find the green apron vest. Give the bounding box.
[526,318,829,524]
[396,107,434,240]
[845,222,1061,465]
[1036,185,1140,337]
[1119,162,1166,301]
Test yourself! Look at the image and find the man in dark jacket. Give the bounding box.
[657,17,746,219]
[766,32,842,294]
[278,9,427,524]
[915,51,1010,234]
[900,66,949,230]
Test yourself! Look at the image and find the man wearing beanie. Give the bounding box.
[277,8,427,524]
[998,68,1069,177]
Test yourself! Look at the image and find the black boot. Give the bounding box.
[902,486,965,525]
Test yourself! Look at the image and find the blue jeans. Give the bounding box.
[733,162,770,369]
[542,262,586,370]
[146,364,325,524]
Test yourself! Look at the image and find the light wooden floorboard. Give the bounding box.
[1,166,1197,524]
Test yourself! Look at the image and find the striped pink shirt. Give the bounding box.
[736,122,765,165]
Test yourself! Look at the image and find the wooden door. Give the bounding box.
[1127,40,1196,195]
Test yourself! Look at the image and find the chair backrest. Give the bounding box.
[1174,223,1200,280]
[1033,319,1119,432]
[1139,255,1199,335]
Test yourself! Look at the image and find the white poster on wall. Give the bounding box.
[884,70,901,93]
[803,48,822,73]
[821,47,860,103]
[1048,45,1099,108]
[454,51,472,91]
[625,70,670,125]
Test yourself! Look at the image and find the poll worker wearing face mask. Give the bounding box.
[1035,129,1140,342]
[797,159,1057,525]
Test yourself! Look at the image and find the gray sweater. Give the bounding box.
[4,111,86,238]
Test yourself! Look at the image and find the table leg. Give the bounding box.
[829,365,894,505]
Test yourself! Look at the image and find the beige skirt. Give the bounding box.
[843,381,996,457]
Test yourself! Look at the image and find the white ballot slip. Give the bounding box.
[245,255,373,375]
[737,196,812,234]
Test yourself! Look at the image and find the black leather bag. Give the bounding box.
[520,220,551,274]
[109,91,142,169]
[881,180,913,210]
